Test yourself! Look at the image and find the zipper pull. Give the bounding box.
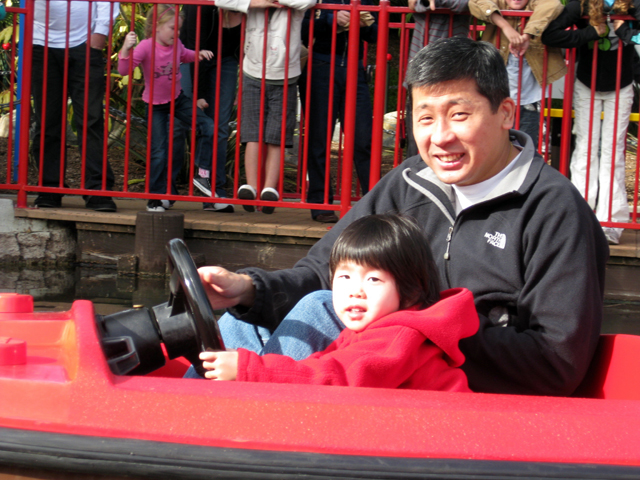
[444,226,453,260]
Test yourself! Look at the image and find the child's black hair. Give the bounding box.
[329,214,441,310]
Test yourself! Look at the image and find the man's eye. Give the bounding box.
[452,111,469,120]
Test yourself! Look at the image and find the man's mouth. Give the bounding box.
[435,153,464,163]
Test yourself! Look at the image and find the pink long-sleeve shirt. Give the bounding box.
[118,38,196,105]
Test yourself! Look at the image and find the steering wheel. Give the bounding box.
[99,238,225,376]
[161,238,225,374]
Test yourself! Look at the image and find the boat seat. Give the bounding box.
[573,334,640,400]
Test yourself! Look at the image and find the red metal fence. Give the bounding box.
[0,0,638,229]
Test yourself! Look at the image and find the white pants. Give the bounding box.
[571,80,632,238]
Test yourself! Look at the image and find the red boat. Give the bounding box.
[1,239,640,479]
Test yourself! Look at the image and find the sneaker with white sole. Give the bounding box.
[203,194,234,213]
[237,184,257,212]
[260,187,279,215]
[147,199,165,212]
[193,175,213,196]
[161,200,175,210]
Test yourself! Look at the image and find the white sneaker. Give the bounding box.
[603,227,621,245]
[260,187,279,215]
[203,194,234,213]
[146,200,165,212]
[161,200,175,209]
[237,184,257,212]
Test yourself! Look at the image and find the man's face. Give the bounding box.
[412,79,515,187]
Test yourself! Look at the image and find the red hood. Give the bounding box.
[365,288,479,367]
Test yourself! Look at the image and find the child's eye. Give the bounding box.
[367,276,381,283]
[337,274,350,280]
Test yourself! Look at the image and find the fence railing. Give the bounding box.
[0,0,638,229]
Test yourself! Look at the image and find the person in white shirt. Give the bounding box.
[31,0,119,212]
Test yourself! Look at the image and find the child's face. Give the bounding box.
[505,0,527,9]
[332,261,401,332]
[156,16,182,46]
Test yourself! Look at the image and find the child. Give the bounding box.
[215,0,316,214]
[469,0,567,148]
[199,214,479,391]
[542,0,639,245]
[118,5,215,212]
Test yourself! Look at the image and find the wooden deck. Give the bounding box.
[8,194,640,301]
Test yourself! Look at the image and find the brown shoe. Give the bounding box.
[313,213,339,223]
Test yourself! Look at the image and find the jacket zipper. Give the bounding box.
[443,225,454,288]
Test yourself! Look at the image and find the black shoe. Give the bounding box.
[85,195,117,212]
[193,175,213,196]
[313,212,339,223]
[34,193,62,208]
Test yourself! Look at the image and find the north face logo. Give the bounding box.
[484,232,506,249]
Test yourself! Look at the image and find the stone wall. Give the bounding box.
[0,199,76,266]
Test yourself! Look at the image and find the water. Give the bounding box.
[2,266,639,335]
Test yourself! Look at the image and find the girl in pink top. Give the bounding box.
[198,214,479,392]
[118,5,215,212]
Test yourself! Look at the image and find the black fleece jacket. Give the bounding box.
[231,131,609,397]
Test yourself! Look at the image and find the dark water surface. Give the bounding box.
[1,266,639,335]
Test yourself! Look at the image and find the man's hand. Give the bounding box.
[336,10,351,27]
[198,49,214,61]
[198,266,256,310]
[90,33,108,50]
[200,350,239,380]
[428,0,436,11]
[408,0,418,9]
[197,98,209,111]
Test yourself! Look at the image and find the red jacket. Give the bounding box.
[237,288,479,391]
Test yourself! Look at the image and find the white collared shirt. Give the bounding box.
[33,1,120,48]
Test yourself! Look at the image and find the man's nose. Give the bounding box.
[431,119,454,145]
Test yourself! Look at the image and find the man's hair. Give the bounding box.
[145,4,184,39]
[405,37,510,113]
[329,214,441,310]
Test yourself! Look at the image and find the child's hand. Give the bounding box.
[120,31,137,55]
[199,50,214,61]
[428,0,436,11]
[509,33,530,57]
[200,350,239,381]
[613,19,624,32]
[503,27,523,51]
[197,98,209,111]
[408,0,418,10]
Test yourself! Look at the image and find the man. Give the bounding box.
[298,0,377,223]
[195,38,609,396]
[31,0,118,211]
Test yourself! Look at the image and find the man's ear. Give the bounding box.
[499,96,516,131]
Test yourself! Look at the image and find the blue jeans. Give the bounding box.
[184,290,345,379]
[173,57,238,197]
[149,92,214,195]
[299,57,372,218]
[516,104,540,151]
